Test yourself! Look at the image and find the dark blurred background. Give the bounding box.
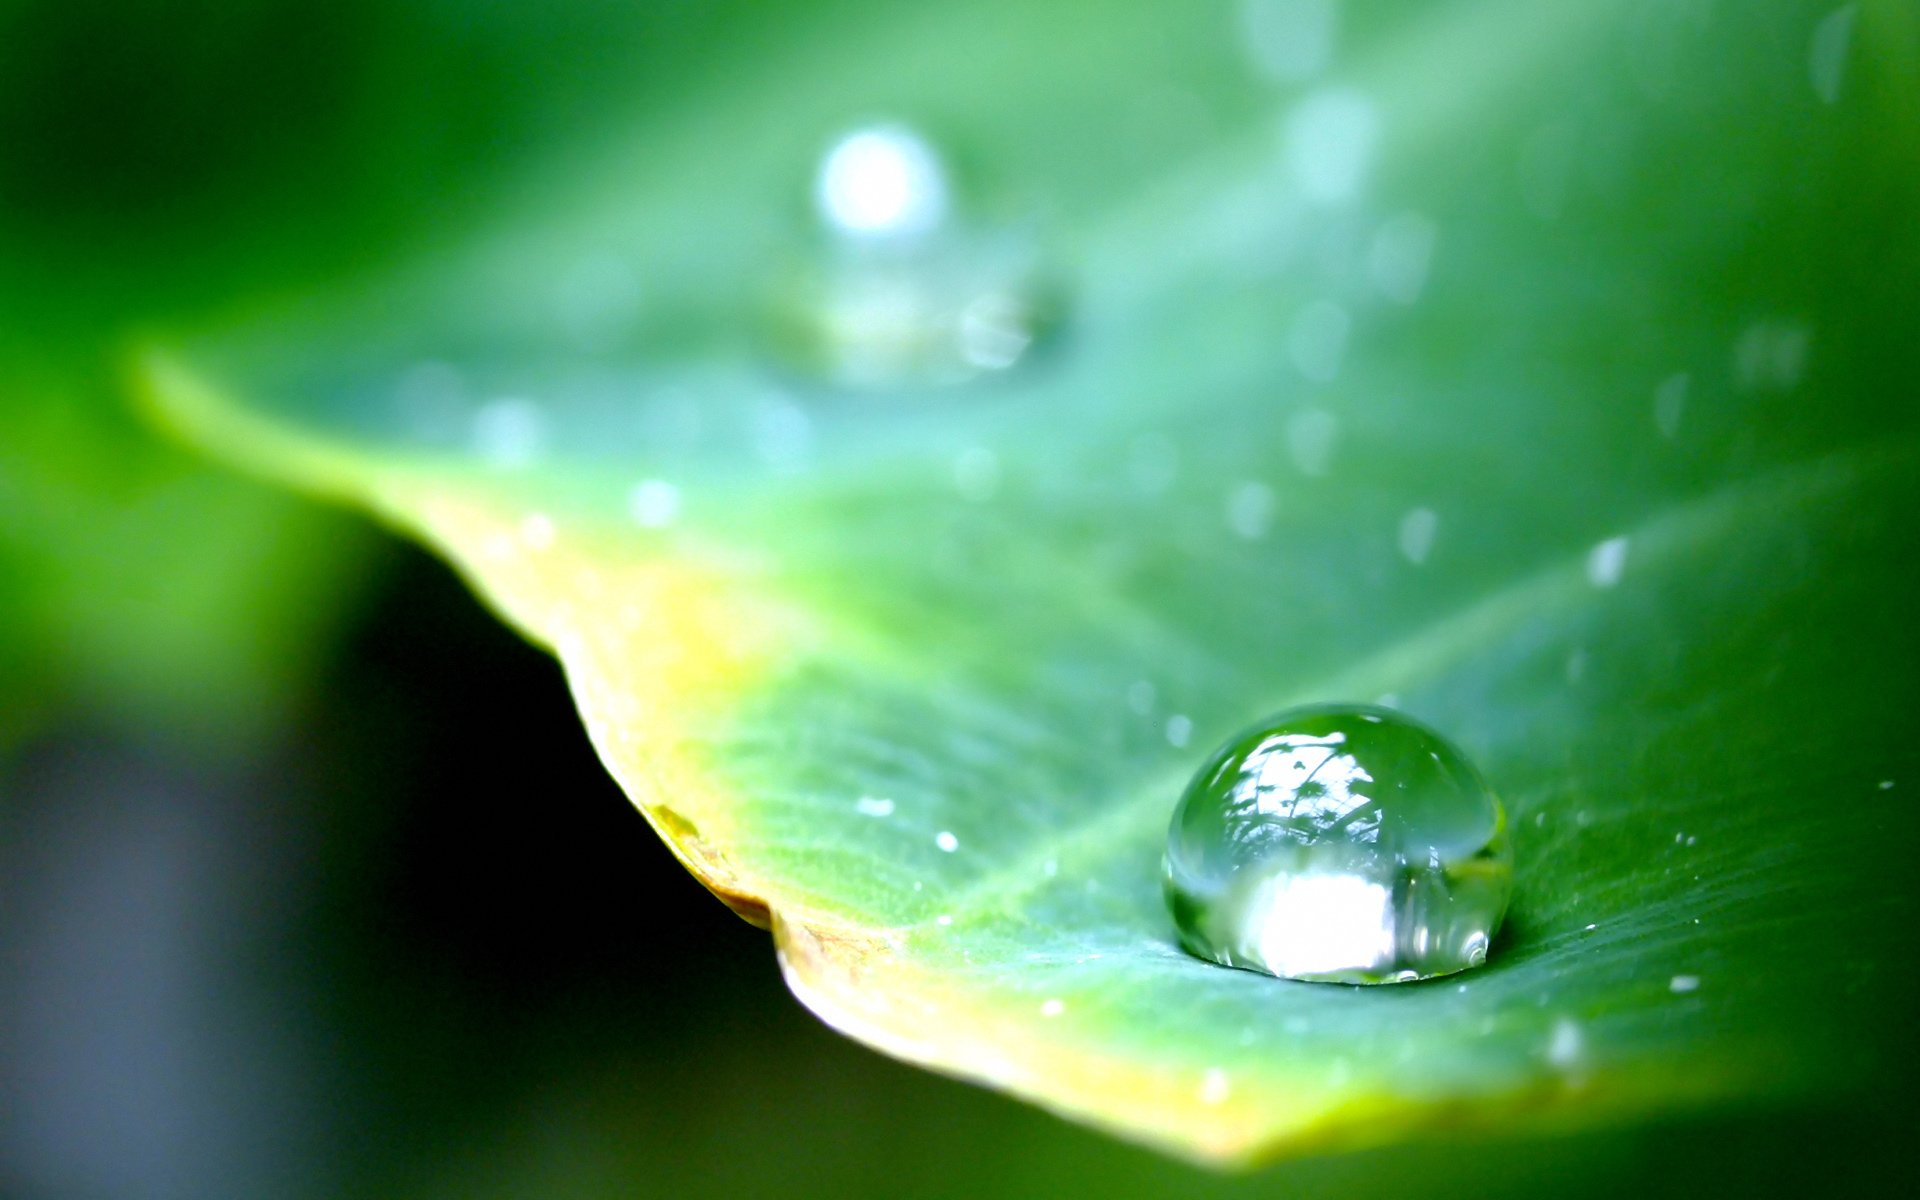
[3,0,1916,1196]
[6,540,1917,1200]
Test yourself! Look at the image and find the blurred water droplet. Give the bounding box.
[1165,714,1194,749]
[816,125,949,241]
[1586,536,1629,588]
[1287,300,1351,382]
[1809,5,1858,106]
[1287,408,1338,476]
[1226,481,1276,539]
[471,398,547,468]
[1238,0,1338,83]
[778,122,1053,388]
[1653,373,1690,438]
[626,479,681,529]
[1547,1018,1585,1069]
[1398,507,1438,565]
[1669,974,1701,993]
[1283,88,1379,206]
[1368,213,1438,304]
[935,831,960,853]
[855,796,895,817]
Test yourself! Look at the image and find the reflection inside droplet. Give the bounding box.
[1163,704,1513,984]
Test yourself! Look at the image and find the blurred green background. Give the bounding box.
[2,1,1915,1196]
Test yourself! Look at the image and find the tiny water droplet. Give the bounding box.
[1669,974,1701,994]
[855,796,895,817]
[1040,998,1065,1018]
[1163,704,1513,984]
[935,830,960,853]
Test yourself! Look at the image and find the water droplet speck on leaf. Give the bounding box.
[1163,704,1513,984]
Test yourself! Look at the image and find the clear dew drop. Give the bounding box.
[1163,703,1514,984]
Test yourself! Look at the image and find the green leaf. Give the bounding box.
[141,0,1920,1164]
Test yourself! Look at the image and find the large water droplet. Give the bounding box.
[1163,704,1513,984]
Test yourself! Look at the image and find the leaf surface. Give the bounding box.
[143,0,1920,1163]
